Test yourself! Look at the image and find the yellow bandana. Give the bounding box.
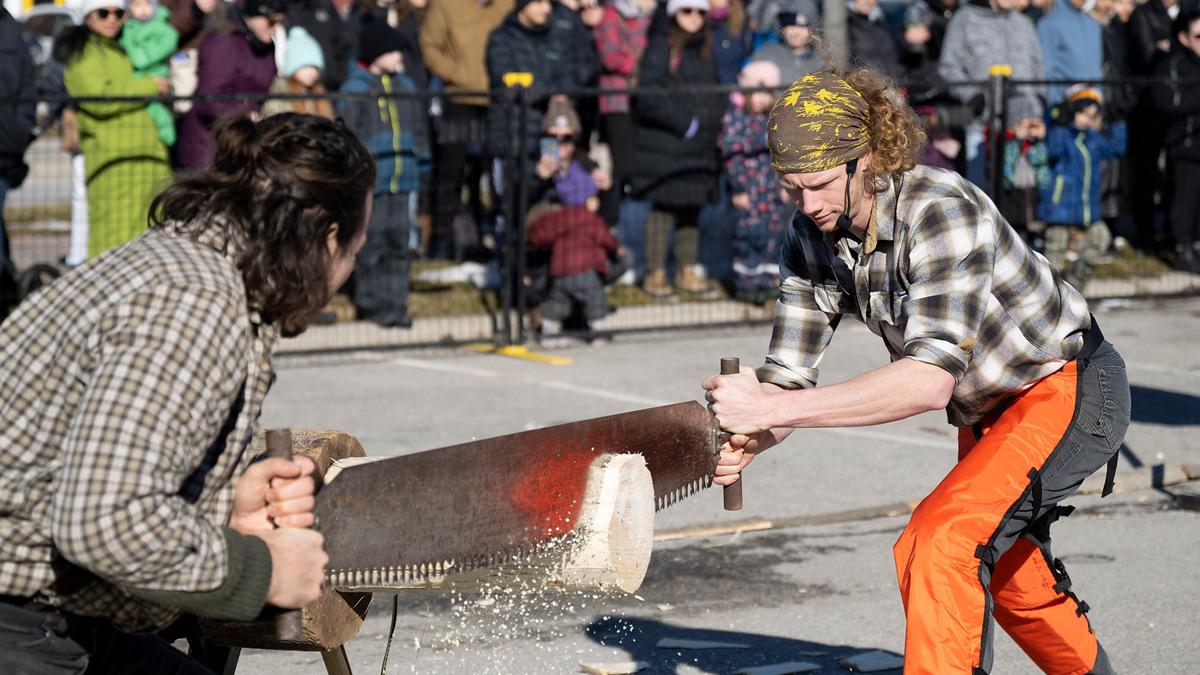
[768,72,870,174]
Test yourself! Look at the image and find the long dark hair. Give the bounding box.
[52,24,96,64]
[150,113,376,337]
[667,17,713,65]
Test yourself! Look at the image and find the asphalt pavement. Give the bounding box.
[236,295,1200,674]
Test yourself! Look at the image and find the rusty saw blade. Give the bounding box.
[314,401,720,589]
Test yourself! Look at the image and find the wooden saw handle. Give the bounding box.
[720,357,744,511]
[264,429,305,642]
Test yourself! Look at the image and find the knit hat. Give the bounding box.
[667,0,709,16]
[241,0,287,17]
[543,98,582,136]
[284,26,325,77]
[515,0,541,12]
[1065,84,1104,107]
[358,17,406,65]
[779,0,818,26]
[768,71,871,173]
[80,0,126,18]
[738,60,782,89]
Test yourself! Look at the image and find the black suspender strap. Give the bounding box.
[1102,453,1118,497]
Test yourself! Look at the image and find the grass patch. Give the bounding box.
[4,203,72,227]
[1091,247,1173,279]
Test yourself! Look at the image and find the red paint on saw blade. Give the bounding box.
[508,446,594,538]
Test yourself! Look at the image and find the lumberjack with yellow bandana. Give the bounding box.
[703,69,1126,675]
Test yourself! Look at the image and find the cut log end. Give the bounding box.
[559,453,654,594]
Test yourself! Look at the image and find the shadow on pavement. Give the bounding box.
[583,615,902,675]
[1130,385,1200,426]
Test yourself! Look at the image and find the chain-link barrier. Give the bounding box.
[3,77,1198,354]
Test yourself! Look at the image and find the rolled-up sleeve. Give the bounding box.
[899,196,996,382]
[757,231,841,389]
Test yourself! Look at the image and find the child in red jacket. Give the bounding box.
[528,194,623,346]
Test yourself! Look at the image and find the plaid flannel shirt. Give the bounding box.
[757,164,1091,427]
[0,223,278,631]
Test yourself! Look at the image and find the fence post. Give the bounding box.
[987,65,1012,209]
[498,72,533,347]
[514,86,531,346]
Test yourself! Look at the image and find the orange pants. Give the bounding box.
[893,340,1129,674]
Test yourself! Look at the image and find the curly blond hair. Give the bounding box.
[841,68,926,191]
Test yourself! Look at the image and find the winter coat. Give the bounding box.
[1036,0,1102,105]
[938,2,1045,122]
[63,35,168,182]
[1102,19,1136,119]
[710,17,749,85]
[630,28,723,207]
[593,5,651,114]
[528,204,619,277]
[288,0,357,92]
[63,33,170,256]
[0,8,37,187]
[720,104,791,278]
[549,3,601,90]
[485,13,573,158]
[749,42,822,86]
[121,7,180,147]
[1151,49,1200,163]
[176,24,277,169]
[420,0,513,105]
[1037,121,1127,225]
[337,63,431,194]
[1001,133,1049,191]
[720,104,774,201]
[847,9,902,79]
[121,7,178,80]
[1128,0,1175,74]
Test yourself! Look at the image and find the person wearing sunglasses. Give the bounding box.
[629,0,724,298]
[54,0,172,260]
[176,0,287,168]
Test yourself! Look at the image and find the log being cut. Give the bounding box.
[325,452,655,595]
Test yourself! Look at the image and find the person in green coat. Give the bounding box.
[54,0,171,259]
[121,0,179,147]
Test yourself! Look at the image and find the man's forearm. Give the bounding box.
[767,358,954,429]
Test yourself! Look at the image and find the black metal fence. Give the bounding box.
[4,76,1199,355]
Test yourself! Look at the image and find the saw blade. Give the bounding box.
[314,401,721,588]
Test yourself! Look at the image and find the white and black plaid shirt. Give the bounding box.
[758,164,1092,427]
[0,224,278,631]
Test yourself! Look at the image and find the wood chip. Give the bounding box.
[839,650,905,672]
[733,660,822,674]
[656,638,751,650]
[579,661,650,675]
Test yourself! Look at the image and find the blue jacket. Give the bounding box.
[336,62,430,195]
[1037,122,1126,226]
[1036,1,1102,105]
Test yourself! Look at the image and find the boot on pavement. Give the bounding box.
[643,269,675,298]
[675,265,717,297]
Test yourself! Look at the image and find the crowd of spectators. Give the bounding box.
[2,0,1200,332]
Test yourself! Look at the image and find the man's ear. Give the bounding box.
[326,223,341,256]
